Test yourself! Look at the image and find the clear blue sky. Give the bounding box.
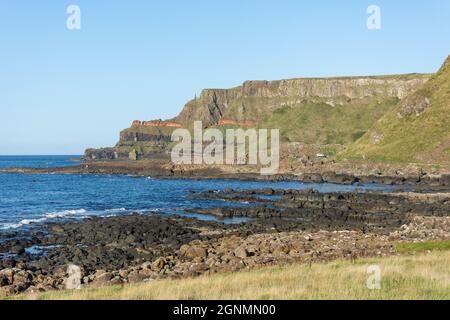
[0,0,449,155]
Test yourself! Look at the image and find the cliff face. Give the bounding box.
[85,73,432,161]
[176,75,431,127]
[85,126,175,161]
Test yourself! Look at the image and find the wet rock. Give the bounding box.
[10,245,25,255]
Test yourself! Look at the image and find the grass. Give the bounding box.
[10,251,450,300]
[340,56,450,164]
[396,241,450,253]
[258,98,399,145]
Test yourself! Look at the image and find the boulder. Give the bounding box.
[13,270,33,285]
[10,245,25,255]
[0,269,14,285]
[90,272,113,287]
[0,285,16,297]
[234,247,250,259]
[180,245,208,259]
[151,258,167,272]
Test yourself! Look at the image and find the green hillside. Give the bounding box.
[258,97,399,144]
[340,56,450,164]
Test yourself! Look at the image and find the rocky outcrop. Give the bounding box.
[85,122,176,161]
[397,94,432,118]
[84,148,118,161]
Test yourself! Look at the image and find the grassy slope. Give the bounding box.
[340,57,450,164]
[14,251,450,300]
[258,98,398,144]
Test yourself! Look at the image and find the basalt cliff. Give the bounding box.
[85,72,432,161]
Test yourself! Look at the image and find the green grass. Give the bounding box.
[396,241,450,253]
[9,251,450,300]
[340,56,450,164]
[258,98,398,145]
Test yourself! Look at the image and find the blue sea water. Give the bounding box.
[0,155,81,169]
[0,156,397,232]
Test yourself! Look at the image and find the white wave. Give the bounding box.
[19,218,48,225]
[0,208,135,230]
[45,209,87,219]
[0,209,88,230]
[1,222,23,230]
[1,217,48,229]
[105,208,126,212]
[148,208,164,213]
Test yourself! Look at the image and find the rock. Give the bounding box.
[13,270,33,285]
[0,275,9,286]
[141,262,152,270]
[0,269,14,285]
[109,276,124,286]
[151,258,166,272]
[127,270,147,283]
[91,272,113,287]
[10,245,25,255]
[0,285,16,297]
[140,268,158,278]
[118,269,129,278]
[180,245,208,259]
[234,247,249,259]
[24,286,46,294]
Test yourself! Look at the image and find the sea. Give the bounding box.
[0,156,397,232]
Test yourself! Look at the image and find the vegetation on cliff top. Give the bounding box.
[340,56,450,164]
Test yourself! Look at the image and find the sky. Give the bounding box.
[0,0,449,155]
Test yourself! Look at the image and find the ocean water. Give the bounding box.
[0,156,397,232]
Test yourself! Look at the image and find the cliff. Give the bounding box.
[176,74,431,127]
[85,72,432,161]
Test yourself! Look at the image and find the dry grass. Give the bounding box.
[11,251,450,300]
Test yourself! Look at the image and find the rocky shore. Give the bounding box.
[1,187,449,297]
[1,159,450,190]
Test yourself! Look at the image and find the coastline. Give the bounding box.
[1,180,449,297]
[2,159,450,190]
